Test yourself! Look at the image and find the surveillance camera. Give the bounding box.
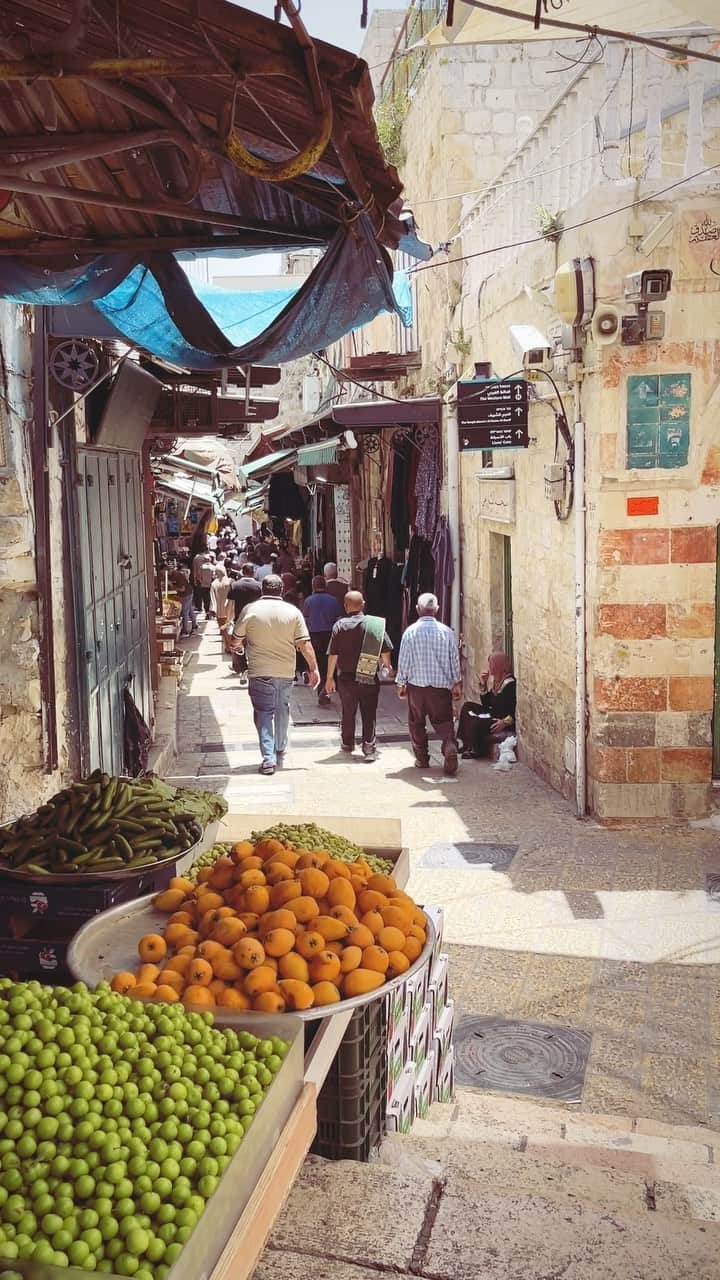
[509,323,554,371]
[623,269,672,305]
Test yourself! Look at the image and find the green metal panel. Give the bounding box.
[714,527,720,778]
[626,373,691,469]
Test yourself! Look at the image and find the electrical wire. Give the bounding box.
[409,161,720,274]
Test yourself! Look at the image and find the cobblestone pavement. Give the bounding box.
[170,622,720,1129]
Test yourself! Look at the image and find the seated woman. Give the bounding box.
[457,653,516,759]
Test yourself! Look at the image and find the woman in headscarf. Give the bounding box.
[457,652,516,758]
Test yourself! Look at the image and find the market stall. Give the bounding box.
[0,789,452,1280]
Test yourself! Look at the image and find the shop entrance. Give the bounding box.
[489,533,514,663]
[714,526,720,778]
[707,524,712,773]
[72,448,152,776]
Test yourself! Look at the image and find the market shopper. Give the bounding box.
[192,548,215,615]
[226,564,262,678]
[170,561,197,636]
[233,575,320,774]
[396,592,462,775]
[303,576,342,706]
[326,591,392,761]
[210,562,231,629]
[323,561,349,607]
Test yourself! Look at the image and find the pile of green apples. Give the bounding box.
[0,980,288,1277]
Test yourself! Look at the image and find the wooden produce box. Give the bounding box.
[215,812,410,888]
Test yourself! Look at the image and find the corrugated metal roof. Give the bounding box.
[0,0,408,263]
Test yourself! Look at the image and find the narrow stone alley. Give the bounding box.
[168,620,720,1278]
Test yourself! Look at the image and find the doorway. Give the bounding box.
[71,447,152,776]
[714,526,720,778]
[489,533,514,663]
[707,522,712,773]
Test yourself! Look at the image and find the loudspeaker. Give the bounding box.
[591,305,621,345]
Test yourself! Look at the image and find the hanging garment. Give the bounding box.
[432,515,454,626]
[390,435,412,553]
[364,556,394,616]
[414,434,440,540]
[406,534,435,624]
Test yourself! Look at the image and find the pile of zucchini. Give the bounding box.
[0,772,227,876]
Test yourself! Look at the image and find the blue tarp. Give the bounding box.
[0,218,413,369]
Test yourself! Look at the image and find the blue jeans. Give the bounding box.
[180,594,197,635]
[248,677,293,765]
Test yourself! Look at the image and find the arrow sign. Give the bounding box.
[458,377,529,451]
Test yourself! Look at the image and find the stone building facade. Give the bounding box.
[354,24,720,820]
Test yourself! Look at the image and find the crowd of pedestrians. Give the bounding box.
[172,522,515,779]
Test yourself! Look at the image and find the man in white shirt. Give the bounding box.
[234,575,320,774]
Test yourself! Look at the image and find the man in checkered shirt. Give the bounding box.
[396,593,462,775]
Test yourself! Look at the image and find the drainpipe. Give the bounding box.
[574,412,587,818]
[444,391,461,637]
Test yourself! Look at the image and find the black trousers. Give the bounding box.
[310,631,332,691]
[338,674,379,750]
[193,585,211,612]
[407,685,456,764]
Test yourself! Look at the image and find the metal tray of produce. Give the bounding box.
[1,1011,304,1280]
[0,819,220,884]
[68,894,435,1021]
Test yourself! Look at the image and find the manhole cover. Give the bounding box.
[419,842,518,870]
[705,873,720,903]
[453,1016,591,1102]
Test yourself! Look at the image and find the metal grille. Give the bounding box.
[454,1016,591,1102]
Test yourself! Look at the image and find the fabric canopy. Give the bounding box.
[0,218,413,370]
[427,0,717,44]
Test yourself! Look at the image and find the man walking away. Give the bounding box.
[303,576,342,706]
[192,546,210,613]
[326,591,392,762]
[170,560,196,636]
[234,575,320,775]
[226,563,262,681]
[193,550,215,616]
[211,562,231,629]
[323,561,349,608]
[396,592,461,775]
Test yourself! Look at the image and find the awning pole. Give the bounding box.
[444,393,461,638]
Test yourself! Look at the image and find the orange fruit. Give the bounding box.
[187,958,213,986]
[309,950,341,984]
[263,928,296,958]
[314,916,348,942]
[197,866,214,884]
[277,979,314,1010]
[323,940,344,957]
[211,950,244,982]
[217,987,250,1008]
[164,953,192,976]
[263,861,295,885]
[197,892,224,913]
[138,934,167,964]
[278,952,310,982]
[154,984,180,1003]
[132,982,158,999]
[269,880,302,909]
[342,968,385,997]
[208,858,235,890]
[168,876,194,896]
[378,926,406,952]
[409,924,427,944]
[252,991,285,1013]
[298,868,330,900]
[167,911,195,928]
[177,944,197,958]
[208,978,227,999]
[197,939,225,961]
[136,963,161,984]
[156,969,185,994]
[154,889,187,913]
[324,859,352,881]
[238,913,261,932]
[183,985,215,1008]
[346,923,374,950]
[295,850,328,870]
[327,878,356,910]
[312,981,341,1006]
[329,905,358,928]
[244,965,280,997]
[287,896,319,924]
[110,972,136,994]
[339,945,363,973]
[233,937,266,970]
[381,904,412,933]
[362,945,389,974]
[367,873,397,896]
[244,885,270,916]
[387,950,410,978]
[295,929,325,958]
[230,840,255,862]
[403,936,423,962]
[235,855,264,875]
[357,890,388,914]
[211,917,247,948]
[165,923,198,950]
[258,908,297,937]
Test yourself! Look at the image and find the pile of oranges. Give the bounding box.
[110,838,428,1012]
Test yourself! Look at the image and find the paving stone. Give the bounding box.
[254,1252,414,1280]
[654,1181,720,1222]
[269,1156,434,1270]
[424,1186,720,1279]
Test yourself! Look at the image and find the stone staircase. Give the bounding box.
[255,1089,720,1280]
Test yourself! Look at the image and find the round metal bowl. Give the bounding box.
[0,838,202,884]
[68,894,435,1022]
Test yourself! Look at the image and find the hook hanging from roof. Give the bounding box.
[224,0,332,183]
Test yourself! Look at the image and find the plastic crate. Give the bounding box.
[306,1000,388,1161]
